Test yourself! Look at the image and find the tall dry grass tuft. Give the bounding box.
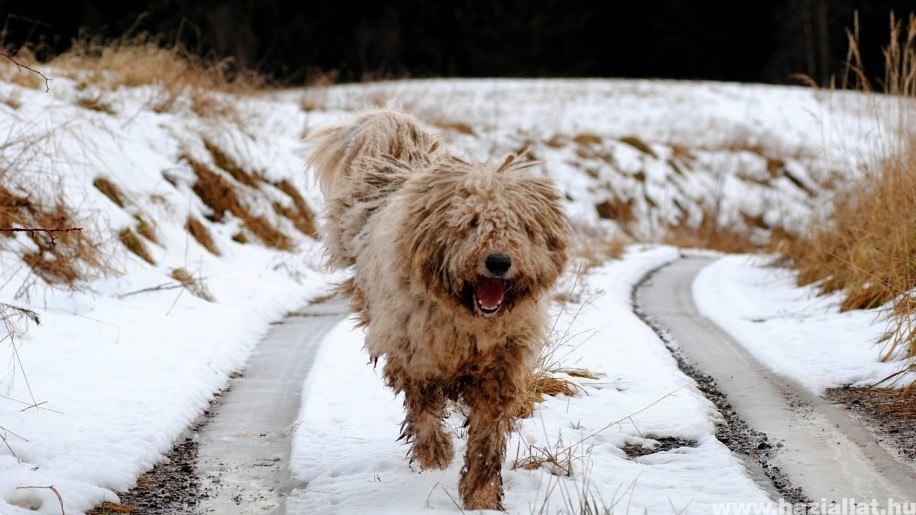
[1,185,102,285]
[777,13,916,370]
[664,208,762,254]
[46,34,266,95]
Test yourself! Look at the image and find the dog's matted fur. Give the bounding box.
[307,108,570,510]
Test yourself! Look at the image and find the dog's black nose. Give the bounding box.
[485,253,512,276]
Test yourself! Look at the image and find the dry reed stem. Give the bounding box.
[15,485,64,514]
[777,13,916,371]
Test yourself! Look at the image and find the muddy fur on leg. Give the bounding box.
[386,359,455,470]
[307,108,570,510]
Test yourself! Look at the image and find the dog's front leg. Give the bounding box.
[459,371,520,511]
[394,372,454,470]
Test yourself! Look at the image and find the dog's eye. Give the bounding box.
[469,216,479,229]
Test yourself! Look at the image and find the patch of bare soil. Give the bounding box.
[622,437,698,458]
[87,392,223,514]
[825,386,916,464]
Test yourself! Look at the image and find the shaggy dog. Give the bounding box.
[307,108,569,510]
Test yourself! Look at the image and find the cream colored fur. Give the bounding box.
[307,108,570,510]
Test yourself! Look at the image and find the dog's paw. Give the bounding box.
[459,470,505,511]
[460,485,504,511]
[411,428,454,470]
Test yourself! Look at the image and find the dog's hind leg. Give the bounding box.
[385,362,454,470]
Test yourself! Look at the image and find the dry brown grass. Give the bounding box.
[572,133,602,146]
[777,15,916,369]
[430,119,476,136]
[187,157,292,250]
[204,140,259,186]
[544,134,569,148]
[47,35,266,95]
[171,267,214,302]
[518,278,604,420]
[2,93,21,110]
[186,216,219,255]
[190,91,240,120]
[594,197,634,226]
[135,217,158,243]
[188,158,246,223]
[619,136,657,158]
[0,49,45,90]
[273,179,318,238]
[92,177,125,208]
[242,214,292,251]
[77,96,116,115]
[777,14,916,367]
[664,208,762,254]
[517,368,598,420]
[567,231,629,272]
[119,228,155,265]
[1,185,102,285]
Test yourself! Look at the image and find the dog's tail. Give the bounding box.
[306,108,441,199]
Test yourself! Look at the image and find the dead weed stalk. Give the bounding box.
[519,260,608,422]
[777,13,916,375]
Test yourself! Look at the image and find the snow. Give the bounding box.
[0,70,909,514]
[693,254,916,394]
[288,246,776,514]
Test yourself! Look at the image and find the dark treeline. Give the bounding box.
[2,0,915,85]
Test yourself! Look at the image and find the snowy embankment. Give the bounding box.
[0,72,905,514]
[0,72,330,513]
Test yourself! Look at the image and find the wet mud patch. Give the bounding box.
[88,390,225,514]
[826,386,916,464]
[622,436,698,459]
[633,265,807,504]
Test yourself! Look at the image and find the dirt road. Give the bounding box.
[109,300,347,515]
[194,301,346,514]
[116,257,915,514]
[636,257,916,506]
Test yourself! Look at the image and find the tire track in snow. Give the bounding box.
[635,256,916,507]
[192,300,346,514]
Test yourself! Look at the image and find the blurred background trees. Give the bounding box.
[1,0,913,85]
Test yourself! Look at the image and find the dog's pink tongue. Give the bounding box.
[477,277,505,310]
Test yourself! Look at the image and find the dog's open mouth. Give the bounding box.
[475,276,506,316]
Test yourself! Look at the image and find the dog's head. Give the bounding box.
[399,154,570,318]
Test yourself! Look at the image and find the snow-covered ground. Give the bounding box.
[694,255,915,393]
[0,69,912,514]
[288,246,779,515]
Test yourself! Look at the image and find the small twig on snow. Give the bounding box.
[0,51,51,92]
[0,301,41,325]
[0,425,26,460]
[0,227,83,247]
[16,485,65,514]
[117,282,184,299]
